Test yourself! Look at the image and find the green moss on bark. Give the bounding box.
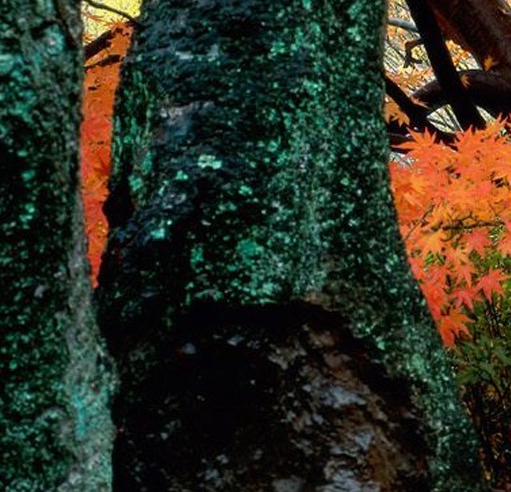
[100,0,487,490]
[0,2,113,490]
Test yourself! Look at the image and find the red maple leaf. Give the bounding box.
[421,281,449,321]
[453,263,475,287]
[452,286,478,311]
[463,229,491,256]
[497,228,511,256]
[475,268,507,300]
[439,309,471,347]
[427,263,451,286]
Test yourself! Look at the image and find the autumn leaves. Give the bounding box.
[391,122,511,345]
[81,19,134,283]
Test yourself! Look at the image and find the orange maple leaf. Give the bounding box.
[421,281,449,321]
[460,74,470,88]
[497,232,511,256]
[408,256,426,282]
[385,98,410,126]
[419,229,447,255]
[444,246,470,270]
[397,128,439,154]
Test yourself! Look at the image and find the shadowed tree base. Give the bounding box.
[112,304,430,491]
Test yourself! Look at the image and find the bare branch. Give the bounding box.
[414,69,511,118]
[83,0,143,27]
[406,0,485,130]
[385,75,455,147]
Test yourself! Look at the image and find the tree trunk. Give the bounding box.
[0,3,113,491]
[98,0,487,490]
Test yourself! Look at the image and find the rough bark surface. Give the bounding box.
[0,2,113,490]
[98,0,487,490]
[113,304,431,491]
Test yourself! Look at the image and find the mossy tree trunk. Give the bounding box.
[98,0,487,490]
[0,2,113,491]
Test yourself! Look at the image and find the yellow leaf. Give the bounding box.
[385,99,410,126]
[82,0,142,38]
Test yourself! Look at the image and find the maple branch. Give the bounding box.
[85,25,119,60]
[388,132,414,152]
[385,75,429,126]
[83,0,143,27]
[440,220,504,231]
[414,69,511,118]
[385,75,455,149]
[404,38,423,68]
[404,205,434,241]
[406,0,486,131]
[428,0,511,81]
[385,76,453,139]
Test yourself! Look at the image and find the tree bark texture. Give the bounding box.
[0,2,113,490]
[98,0,487,490]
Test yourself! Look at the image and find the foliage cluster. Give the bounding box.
[389,123,511,481]
[390,123,511,346]
[386,0,511,483]
[81,5,136,282]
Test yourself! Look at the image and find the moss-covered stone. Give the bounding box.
[99,0,487,490]
[0,2,113,490]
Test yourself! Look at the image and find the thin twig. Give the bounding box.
[440,220,504,231]
[404,205,434,241]
[83,0,143,27]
